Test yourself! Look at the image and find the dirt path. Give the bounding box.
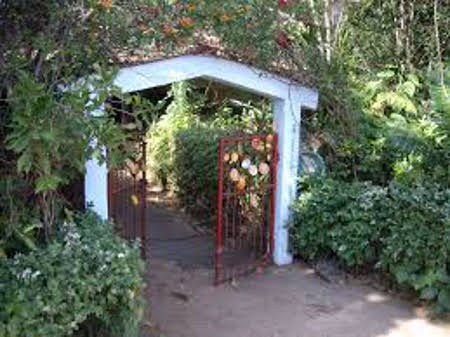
[142,204,450,337]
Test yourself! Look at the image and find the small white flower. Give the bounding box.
[19,268,32,280]
[241,158,251,170]
[248,165,258,176]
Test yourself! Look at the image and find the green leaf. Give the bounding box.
[438,290,450,310]
[420,287,438,300]
[398,81,416,98]
[35,175,63,193]
[17,152,32,173]
[377,70,395,79]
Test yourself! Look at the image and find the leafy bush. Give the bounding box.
[172,126,226,218]
[146,81,274,218]
[0,211,145,337]
[291,178,389,267]
[326,68,450,187]
[146,82,200,189]
[291,177,450,313]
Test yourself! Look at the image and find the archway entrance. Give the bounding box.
[85,55,319,276]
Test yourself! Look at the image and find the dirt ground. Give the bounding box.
[141,203,450,337]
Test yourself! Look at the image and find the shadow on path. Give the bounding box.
[141,201,450,337]
[147,204,213,269]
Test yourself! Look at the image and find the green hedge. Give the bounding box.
[291,178,450,313]
[173,126,225,219]
[0,211,145,337]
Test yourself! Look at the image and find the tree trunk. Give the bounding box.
[434,0,444,84]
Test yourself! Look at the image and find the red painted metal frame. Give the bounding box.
[214,133,278,285]
[108,136,148,259]
[139,139,147,259]
[215,138,225,285]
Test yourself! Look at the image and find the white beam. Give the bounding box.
[114,56,318,108]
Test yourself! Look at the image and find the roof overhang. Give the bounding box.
[114,55,319,110]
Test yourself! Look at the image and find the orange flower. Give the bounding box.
[221,14,232,23]
[179,17,194,28]
[188,3,195,11]
[266,134,273,144]
[138,23,153,35]
[99,0,112,9]
[236,177,246,191]
[163,25,177,37]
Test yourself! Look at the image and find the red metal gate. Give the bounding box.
[108,137,147,258]
[215,133,278,285]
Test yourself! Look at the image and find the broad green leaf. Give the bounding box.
[35,175,63,193]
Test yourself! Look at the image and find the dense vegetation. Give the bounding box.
[0,1,151,335]
[0,212,144,337]
[283,0,450,315]
[0,0,449,332]
[291,179,450,313]
[146,81,273,218]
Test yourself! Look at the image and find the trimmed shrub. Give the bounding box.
[0,211,145,337]
[291,178,389,267]
[290,177,450,313]
[172,126,225,219]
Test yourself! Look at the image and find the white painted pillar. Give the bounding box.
[272,96,302,265]
[85,152,108,219]
[84,107,109,220]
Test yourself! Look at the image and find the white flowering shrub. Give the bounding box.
[0,211,145,337]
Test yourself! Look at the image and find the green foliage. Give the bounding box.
[146,81,273,217]
[291,177,450,313]
[0,177,39,258]
[4,71,131,237]
[428,66,450,145]
[172,126,225,218]
[328,67,450,187]
[0,211,145,337]
[146,82,201,189]
[291,178,389,266]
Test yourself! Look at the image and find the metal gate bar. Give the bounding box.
[215,133,278,285]
[108,138,147,259]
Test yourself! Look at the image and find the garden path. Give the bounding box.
[141,202,450,337]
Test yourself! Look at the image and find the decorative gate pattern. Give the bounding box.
[108,137,147,258]
[215,134,278,285]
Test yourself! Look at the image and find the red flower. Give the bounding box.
[278,0,289,8]
[251,138,260,150]
[277,30,290,49]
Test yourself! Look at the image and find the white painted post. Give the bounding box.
[84,107,109,220]
[272,96,302,265]
[85,152,108,220]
